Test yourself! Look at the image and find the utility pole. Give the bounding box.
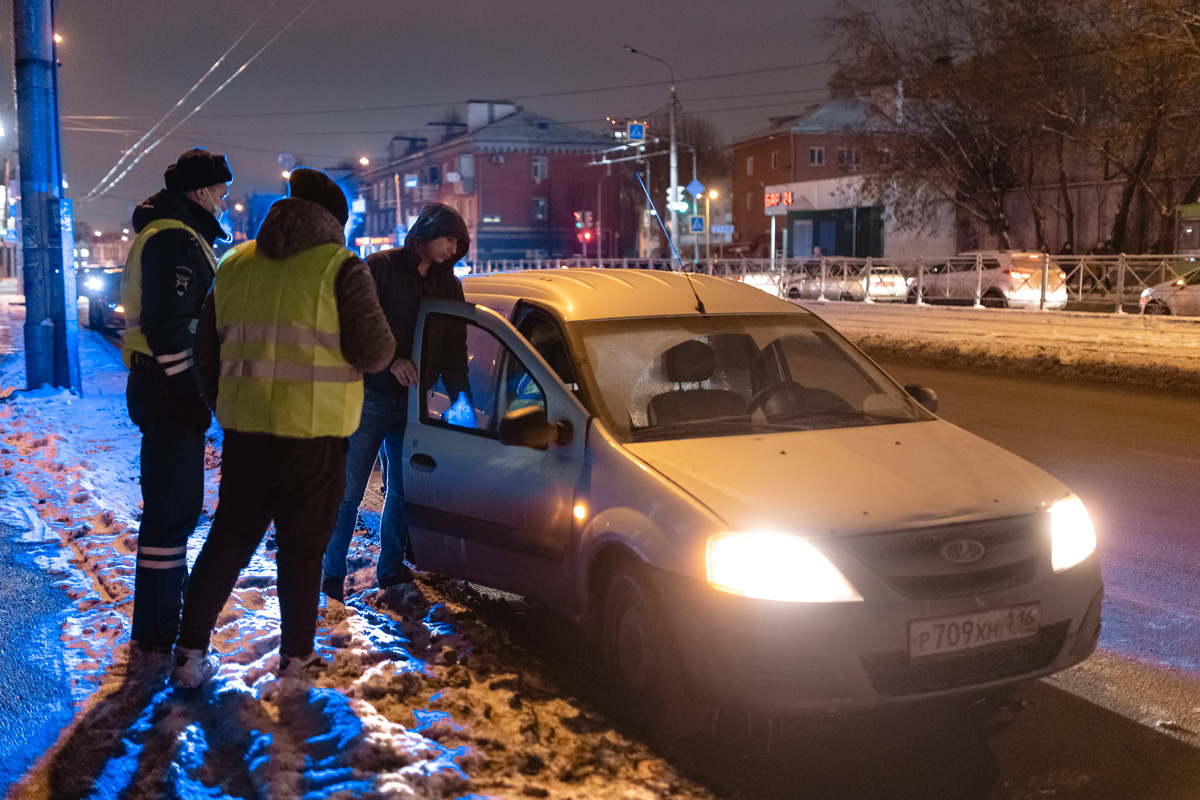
[14,0,78,392]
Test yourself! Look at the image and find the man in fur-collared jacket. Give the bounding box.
[170,169,395,689]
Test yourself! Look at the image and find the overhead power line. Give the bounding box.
[83,0,318,203]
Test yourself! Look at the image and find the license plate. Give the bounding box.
[908,604,1041,658]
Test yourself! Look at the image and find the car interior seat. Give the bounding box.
[646,339,746,426]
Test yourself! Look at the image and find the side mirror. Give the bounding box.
[904,384,938,414]
[498,405,574,450]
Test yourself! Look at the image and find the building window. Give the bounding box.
[746,192,754,211]
[532,156,548,183]
[770,151,780,170]
[838,147,860,171]
[810,146,825,166]
[746,155,754,176]
[878,148,892,167]
[532,196,548,222]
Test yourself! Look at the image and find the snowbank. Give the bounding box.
[799,301,1200,395]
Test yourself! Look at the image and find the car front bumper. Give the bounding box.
[656,558,1103,714]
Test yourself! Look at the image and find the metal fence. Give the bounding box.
[465,254,1200,316]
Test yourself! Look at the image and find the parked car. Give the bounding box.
[788,260,907,302]
[1140,264,1200,316]
[79,266,125,331]
[909,251,1068,310]
[404,269,1102,732]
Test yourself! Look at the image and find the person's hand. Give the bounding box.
[389,358,418,387]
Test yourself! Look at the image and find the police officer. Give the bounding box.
[121,148,232,657]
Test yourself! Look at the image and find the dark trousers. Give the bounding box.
[176,430,347,658]
[127,370,206,650]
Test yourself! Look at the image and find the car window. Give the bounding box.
[420,313,545,436]
[571,313,927,442]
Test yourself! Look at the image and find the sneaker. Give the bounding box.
[278,651,328,681]
[171,647,219,689]
[321,574,345,603]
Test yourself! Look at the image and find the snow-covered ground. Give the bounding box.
[799,300,1200,395]
[0,299,715,800]
[1,295,1197,799]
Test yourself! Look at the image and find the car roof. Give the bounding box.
[462,268,809,322]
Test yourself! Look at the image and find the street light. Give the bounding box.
[706,189,718,265]
[358,156,370,166]
[625,45,679,260]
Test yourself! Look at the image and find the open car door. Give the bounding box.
[403,298,591,601]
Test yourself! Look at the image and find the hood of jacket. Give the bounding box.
[131,189,224,246]
[255,197,347,260]
[404,202,470,270]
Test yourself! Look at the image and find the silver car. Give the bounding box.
[789,261,908,302]
[1140,265,1200,316]
[911,251,1069,310]
[403,270,1102,728]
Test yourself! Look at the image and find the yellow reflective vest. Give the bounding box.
[213,240,363,438]
[120,218,216,369]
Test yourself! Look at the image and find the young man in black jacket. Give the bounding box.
[321,202,470,600]
[120,148,232,658]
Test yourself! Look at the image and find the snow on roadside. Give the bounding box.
[0,303,714,800]
[799,301,1200,394]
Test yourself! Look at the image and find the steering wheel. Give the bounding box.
[744,381,808,417]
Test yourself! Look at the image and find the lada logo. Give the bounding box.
[940,539,986,564]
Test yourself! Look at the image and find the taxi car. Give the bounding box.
[403,269,1102,725]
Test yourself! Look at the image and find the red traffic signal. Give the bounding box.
[577,230,592,242]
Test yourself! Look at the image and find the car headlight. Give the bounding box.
[1050,495,1097,571]
[707,532,862,602]
[1140,288,1151,299]
[85,277,103,291]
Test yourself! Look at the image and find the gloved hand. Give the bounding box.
[176,393,212,433]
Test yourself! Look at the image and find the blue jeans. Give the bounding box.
[322,390,408,583]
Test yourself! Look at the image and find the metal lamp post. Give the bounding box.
[706,189,717,266]
[625,46,679,257]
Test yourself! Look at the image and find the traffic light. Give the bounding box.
[577,230,593,242]
[583,210,593,229]
[574,211,584,229]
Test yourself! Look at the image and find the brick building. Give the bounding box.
[357,101,620,262]
[730,99,892,257]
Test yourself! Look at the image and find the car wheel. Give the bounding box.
[1143,299,1171,315]
[906,288,925,305]
[980,290,1008,309]
[599,562,704,739]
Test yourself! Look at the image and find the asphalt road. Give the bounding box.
[0,520,76,796]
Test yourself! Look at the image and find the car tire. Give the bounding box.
[980,290,1008,309]
[906,288,926,305]
[1143,299,1171,315]
[599,562,705,740]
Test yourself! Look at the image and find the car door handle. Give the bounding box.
[410,453,437,473]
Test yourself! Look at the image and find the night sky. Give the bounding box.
[10,0,840,229]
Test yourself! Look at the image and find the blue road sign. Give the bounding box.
[711,224,735,234]
[627,123,646,142]
[690,215,705,232]
[687,179,706,198]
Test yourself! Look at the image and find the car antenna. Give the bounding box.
[635,170,707,314]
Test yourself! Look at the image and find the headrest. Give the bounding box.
[663,339,716,384]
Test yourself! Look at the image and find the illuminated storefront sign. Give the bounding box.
[764,191,794,209]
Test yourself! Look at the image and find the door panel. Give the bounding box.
[404,299,590,601]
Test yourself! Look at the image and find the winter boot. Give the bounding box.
[321,575,345,603]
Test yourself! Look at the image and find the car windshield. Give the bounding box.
[570,313,929,443]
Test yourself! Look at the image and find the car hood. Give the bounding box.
[625,420,1066,537]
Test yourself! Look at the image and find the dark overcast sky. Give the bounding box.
[11,0,843,229]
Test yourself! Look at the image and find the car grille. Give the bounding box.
[844,515,1043,599]
[862,621,1070,696]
